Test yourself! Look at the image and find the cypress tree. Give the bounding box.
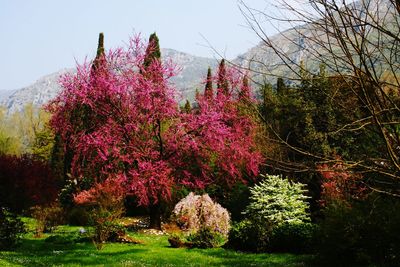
[96,32,105,59]
[143,32,161,69]
[276,77,286,95]
[204,67,213,100]
[239,74,250,99]
[91,32,106,74]
[183,100,191,113]
[217,59,229,96]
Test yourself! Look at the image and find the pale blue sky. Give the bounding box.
[0,0,274,91]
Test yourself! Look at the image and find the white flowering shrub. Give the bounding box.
[228,174,312,252]
[245,174,310,227]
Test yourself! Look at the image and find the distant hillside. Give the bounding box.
[234,0,397,84]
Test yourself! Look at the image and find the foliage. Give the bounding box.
[243,0,400,197]
[65,207,93,226]
[0,106,21,155]
[182,99,191,113]
[186,227,226,248]
[0,208,25,250]
[74,178,125,250]
[269,222,318,253]
[58,179,78,209]
[204,66,213,99]
[30,122,54,162]
[167,233,187,248]
[245,174,310,228]
[0,104,52,156]
[219,182,251,222]
[227,219,269,252]
[317,194,400,266]
[30,203,65,236]
[0,154,60,213]
[257,72,387,215]
[217,59,229,95]
[318,160,368,206]
[92,221,127,250]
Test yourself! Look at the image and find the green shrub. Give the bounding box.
[227,219,268,252]
[0,207,25,250]
[106,223,127,242]
[167,233,186,248]
[207,182,251,222]
[269,222,318,253]
[67,207,93,226]
[317,195,400,266]
[31,203,64,236]
[187,228,226,248]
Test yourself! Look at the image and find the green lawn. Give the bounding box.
[0,219,314,267]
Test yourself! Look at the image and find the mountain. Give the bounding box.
[0,49,218,114]
[0,69,71,114]
[0,90,16,102]
[234,0,397,84]
[164,49,218,100]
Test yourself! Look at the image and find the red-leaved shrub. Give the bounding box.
[0,154,60,212]
[318,160,368,206]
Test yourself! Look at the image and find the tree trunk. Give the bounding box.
[149,203,161,229]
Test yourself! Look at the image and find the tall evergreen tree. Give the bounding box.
[143,32,161,69]
[239,74,250,100]
[183,100,191,113]
[217,59,229,96]
[276,77,286,95]
[204,67,213,100]
[91,32,106,74]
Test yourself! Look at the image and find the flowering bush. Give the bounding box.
[244,174,310,227]
[172,192,230,237]
[169,192,230,248]
[228,174,312,252]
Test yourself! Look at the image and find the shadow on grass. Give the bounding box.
[193,247,316,267]
[1,235,317,267]
[1,238,147,266]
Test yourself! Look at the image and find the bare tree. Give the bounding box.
[239,0,400,196]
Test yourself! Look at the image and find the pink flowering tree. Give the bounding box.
[48,34,262,229]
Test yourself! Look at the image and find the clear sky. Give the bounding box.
[0,0,277,91]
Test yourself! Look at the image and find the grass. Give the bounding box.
[0,219,314,267]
